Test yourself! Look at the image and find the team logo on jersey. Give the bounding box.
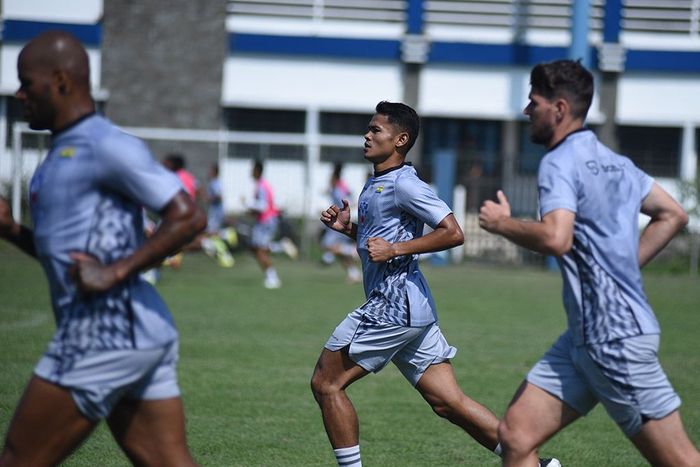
[375,186,384,193]
[59,147,76,158]
[359,200,369,224]
[585,160,599,175]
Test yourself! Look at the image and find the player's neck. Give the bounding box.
[52,99,96,134]
[546,120,584,149]
[373,152,406,173]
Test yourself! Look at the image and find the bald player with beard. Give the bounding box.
[0,31,205,466]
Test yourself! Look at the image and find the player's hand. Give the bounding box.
[320,199,351,234]
[367,237,396,263]
[479,190,511,233]
[0,197,14,236]
[69,252,120,293]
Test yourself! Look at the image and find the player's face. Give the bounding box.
[15,54,57,131]
[363,114,403,164]
[524,91,556,147]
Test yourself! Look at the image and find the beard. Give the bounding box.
[529,123,554,146]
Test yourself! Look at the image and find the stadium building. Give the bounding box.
[1,0,699,257]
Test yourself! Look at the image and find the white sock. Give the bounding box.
[494,442,503,457]
[334,445,362,467]
[265,267,279,281]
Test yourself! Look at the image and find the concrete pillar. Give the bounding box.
[101,0,227,179]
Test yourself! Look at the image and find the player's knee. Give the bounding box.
[497,419,537,456]
[428,395,461,420]
[310,370,341,403]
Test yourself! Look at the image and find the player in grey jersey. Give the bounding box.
[311,101,559,467]
[480,60,700,466]
[0,31,205,466]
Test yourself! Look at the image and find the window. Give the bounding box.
[422,117,502,210]
[517,121,546,174]
[228,143,305,161]
[319,112,367,163]
[225,107,305,133]
[618,126,681,178]
[320,111,368,136]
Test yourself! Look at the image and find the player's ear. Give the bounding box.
[52,69,70,95]
[395,131,409,149]
[554,98,569,122]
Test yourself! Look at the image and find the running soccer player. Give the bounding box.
[0,31,205,466]
[311,101,559,467]
[479,59,700,466]
[320,163,361,283]
[246,160,284,289]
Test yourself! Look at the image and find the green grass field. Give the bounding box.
[1,244,698,466]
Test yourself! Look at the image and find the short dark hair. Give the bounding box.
[530,60,594,120]
[332,163,343,179]
[253,159,264,175]
[375,101,420,154]
[165,153,186,171]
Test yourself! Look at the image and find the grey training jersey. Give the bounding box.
[538,129,656,345]
[29,114,182,362]
[356,164,452,327]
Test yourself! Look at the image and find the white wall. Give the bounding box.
[2,0,103,23]
[222,55,402,110]
[618,73,700,125]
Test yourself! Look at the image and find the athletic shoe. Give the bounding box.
[201,237,217,257]
[264,277,282,289]
[213,237,235,268]
[280,237,299,260]
[347,266,362,284]
[539,458,562,467]
[222,227,239,248]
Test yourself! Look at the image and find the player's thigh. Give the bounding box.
[312,347,369,391]
[107,396,196,466]
[393,322,456,387]
[415,361,463,405]
[631,410,700,466]
[1,376,96,467]
[502,381,581,448]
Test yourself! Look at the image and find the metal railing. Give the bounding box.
[227,0,406,23]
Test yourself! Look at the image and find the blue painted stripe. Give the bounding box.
[407,0,424,35]
[229,33,399,60]
[603,0,622,43]
[228,33,700,72]
[626,49,700,72]
[2,19,101,46]
[429,42,568,65]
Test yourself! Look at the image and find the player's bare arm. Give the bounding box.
[638,182,688,268]
[320,199,357,240]
[367,213,463,263]
[0,196,37,258]
[479,190,574,256]
[71,190,206,293]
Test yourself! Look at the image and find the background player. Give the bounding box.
[0,30,205,466]
[311,101,559,467]
[320,163,361,283]
[479,59,700,467]
[246,160,283,288]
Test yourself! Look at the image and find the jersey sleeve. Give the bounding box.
[95,131,182,212]
[632,162,654,200]
[537,152,578,217]
[394,171,452,229]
